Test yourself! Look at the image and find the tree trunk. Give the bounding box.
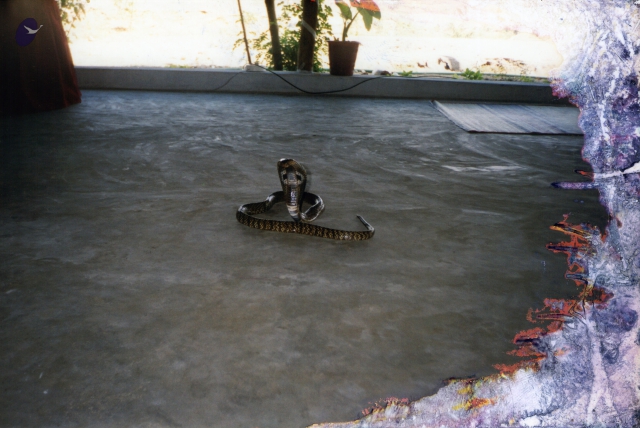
[265,0,282,70]
[237,0,252,64]
[297,0,318,72]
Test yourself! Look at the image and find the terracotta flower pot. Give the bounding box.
[328,41,360,76]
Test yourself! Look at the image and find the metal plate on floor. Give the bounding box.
[434,101,583,135]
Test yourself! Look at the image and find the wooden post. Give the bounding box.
[297,0,318,72]
[265,0,283,70]
[237,0,252,64]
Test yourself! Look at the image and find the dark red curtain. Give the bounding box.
[1,0,82,115]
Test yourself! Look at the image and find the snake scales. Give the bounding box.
[236,159,374,240]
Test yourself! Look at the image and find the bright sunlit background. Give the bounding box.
[67,0,565,76]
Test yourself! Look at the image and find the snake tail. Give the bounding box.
[236,208,374,241]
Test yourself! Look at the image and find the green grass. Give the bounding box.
[460,68,483,80]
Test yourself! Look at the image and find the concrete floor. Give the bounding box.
[0,90,607,428]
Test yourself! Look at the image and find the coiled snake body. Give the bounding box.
[236,159,374,241]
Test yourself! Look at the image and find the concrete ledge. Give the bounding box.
[75,66,570,105]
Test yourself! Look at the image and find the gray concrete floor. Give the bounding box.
[0,91,607,428]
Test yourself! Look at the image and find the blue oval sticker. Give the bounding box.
[15,18,42,47]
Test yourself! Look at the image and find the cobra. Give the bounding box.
[236,159,374,241]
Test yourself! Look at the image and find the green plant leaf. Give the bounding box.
[461,68,483,80]
[335,1,352,20]
[357,6,380,20]
[360,9,373,30]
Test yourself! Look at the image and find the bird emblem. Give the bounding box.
[15,18,42,46]
[24,24,43,34]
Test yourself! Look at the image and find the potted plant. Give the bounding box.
[329,0,381,76]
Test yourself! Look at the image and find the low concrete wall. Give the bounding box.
[75,67,570,105]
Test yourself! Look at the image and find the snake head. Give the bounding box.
[277,159,307,222]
